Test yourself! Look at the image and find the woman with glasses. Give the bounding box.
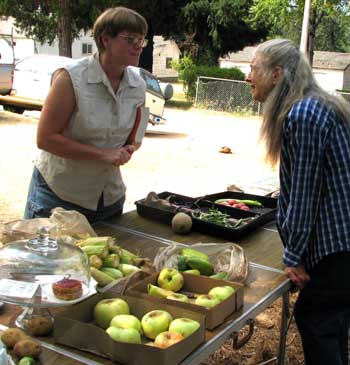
[24,7,149,222]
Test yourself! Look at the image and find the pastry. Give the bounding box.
[52,278,83,301]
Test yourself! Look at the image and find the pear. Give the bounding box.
[148,284,173,298]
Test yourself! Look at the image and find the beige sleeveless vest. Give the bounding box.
[36,54,148,210]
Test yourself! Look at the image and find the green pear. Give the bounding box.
[148,284,173,298]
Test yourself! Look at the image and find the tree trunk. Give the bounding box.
[139,27,154,72]
[58,0,72,57]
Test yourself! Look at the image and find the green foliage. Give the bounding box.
[249,0,350,53]
[179,0,268,62]
[0,0,105,44]
[172,55,245,100]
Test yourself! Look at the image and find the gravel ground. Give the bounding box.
[0,106,278,224]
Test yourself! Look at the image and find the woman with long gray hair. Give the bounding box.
[247,38,350,365]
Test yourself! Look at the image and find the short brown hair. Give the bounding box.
[93,7,148,53]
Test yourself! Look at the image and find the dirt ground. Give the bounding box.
[0,107,304,364]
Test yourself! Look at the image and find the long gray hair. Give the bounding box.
[257,39,350,166]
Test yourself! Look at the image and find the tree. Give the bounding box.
[0,0,107,57]
[178,0,268,65]
[0,0,268,70]
[249,0,350,64]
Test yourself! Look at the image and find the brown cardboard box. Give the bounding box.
[53,293,205,365]
[126,273,244,330]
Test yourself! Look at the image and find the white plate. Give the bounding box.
[41,279,97,305]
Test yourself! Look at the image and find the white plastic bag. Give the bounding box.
[153,242,248,283]
[1,208,96,244]
[50,207,96,238]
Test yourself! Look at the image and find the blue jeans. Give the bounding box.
[24,167,125,223]
[294,252,350,365]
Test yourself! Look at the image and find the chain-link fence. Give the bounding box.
[194,77,350,115]
[194,76,262,115]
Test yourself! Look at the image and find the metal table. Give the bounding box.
[0,212,291,365]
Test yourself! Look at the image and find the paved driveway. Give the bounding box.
[0,107,277,225]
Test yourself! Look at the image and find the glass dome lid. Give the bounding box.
[0,226,91,307]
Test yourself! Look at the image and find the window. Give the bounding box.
[140,69,162,96]
[82,43,93,55]
[166,57,173,69]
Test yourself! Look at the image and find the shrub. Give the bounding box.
[172,56,245,100]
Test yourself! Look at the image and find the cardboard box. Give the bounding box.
[53,293,205,365]
[126,273,244,330]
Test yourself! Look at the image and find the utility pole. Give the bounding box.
[300,0,311,60]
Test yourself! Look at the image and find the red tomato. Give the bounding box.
[228,199,237,205]
[241,206,250,211]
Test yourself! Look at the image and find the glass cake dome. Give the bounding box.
[0,226,92,328]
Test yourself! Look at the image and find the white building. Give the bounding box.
[35,30,97,59]
[219,46,350,92]
[0,17,35,63]
[152,35,180,79]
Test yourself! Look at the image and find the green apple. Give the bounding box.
[208,286,235,302]
[106,326,141,344]
[194,294,220,308]
[110,314,141,333]
[166,293,190,303]
[93,298,130,329]
[148,284,173,298]
[168,318,201,338]
[141,310,173,340]
[154,331,184,348]
[157,268,184,292]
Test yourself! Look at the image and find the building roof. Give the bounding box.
[220,46,350,71]
[153,35,181,54]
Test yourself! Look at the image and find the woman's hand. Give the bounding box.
[102,146,133,166]
[285,264,310,289]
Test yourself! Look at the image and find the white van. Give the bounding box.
[0,54,173,124]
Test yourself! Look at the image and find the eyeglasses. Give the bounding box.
[118,35,148,48]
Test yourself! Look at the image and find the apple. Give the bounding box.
[154,331,184,348]
[166,293,190,303]
[106,326,141,344]
[141,310,173,340]
[110,314,141,333]
[157,268,184,292]
[148,284,173,298]
[208,286,235,302]
[168,318,201,338]
[194,294,220,308]
[93,298,130,329]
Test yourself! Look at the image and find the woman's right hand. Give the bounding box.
[103,146,133,166]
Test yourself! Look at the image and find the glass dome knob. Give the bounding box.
[25,226,58,252]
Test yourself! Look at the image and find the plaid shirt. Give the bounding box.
[276,97,350,270]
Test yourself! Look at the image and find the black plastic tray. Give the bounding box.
[197,191,277,216]
[135,191,276,241]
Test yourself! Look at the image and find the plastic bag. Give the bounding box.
[153,242,249,283]
[1,217,53,243]
[50,207,96,238]
[1,207,96,244]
